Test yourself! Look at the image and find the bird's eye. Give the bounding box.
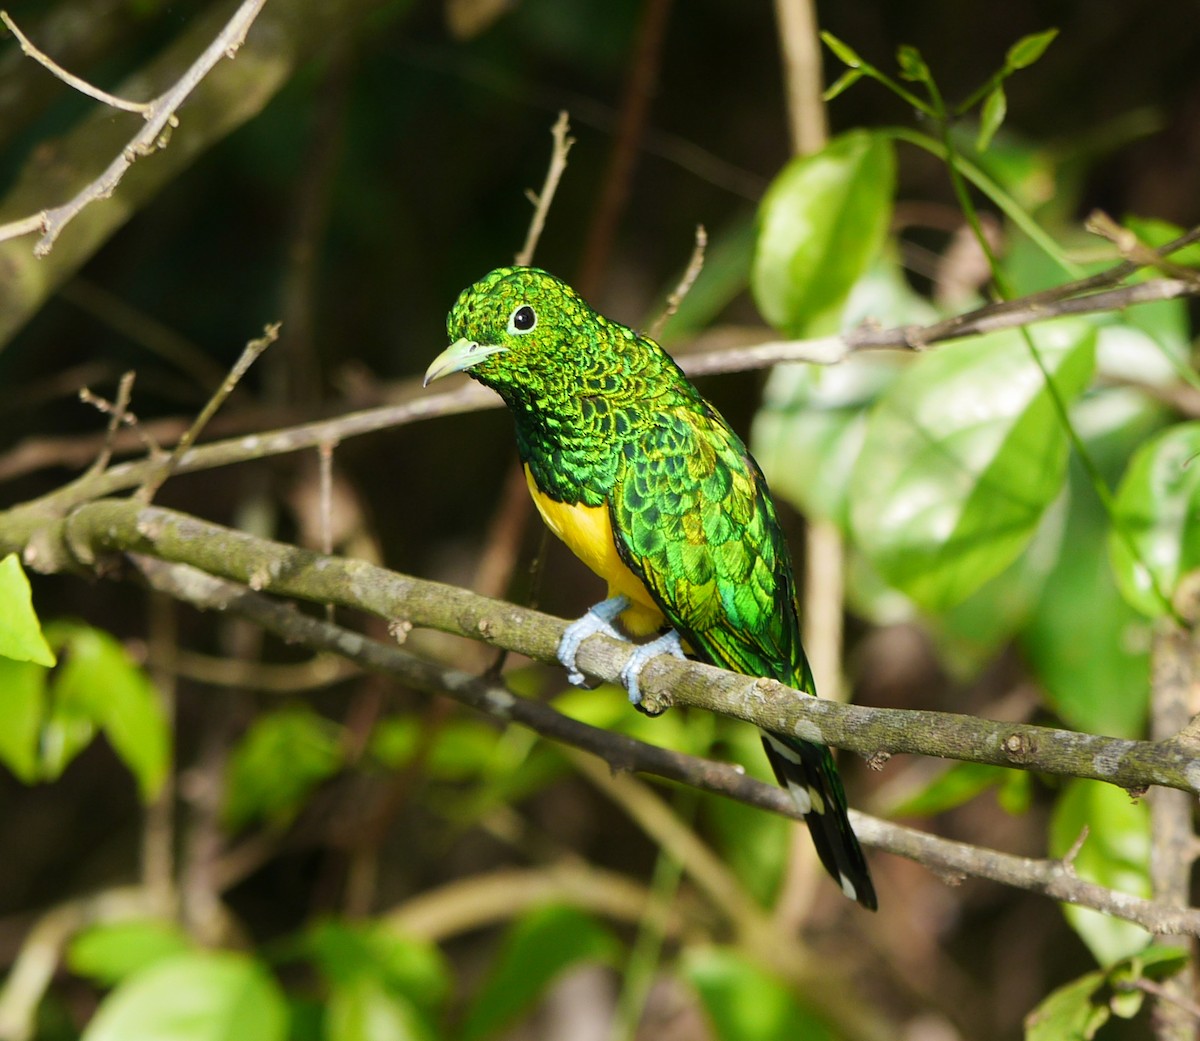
[508,304,537,334]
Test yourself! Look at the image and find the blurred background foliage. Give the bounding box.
[0,0,1198,1039]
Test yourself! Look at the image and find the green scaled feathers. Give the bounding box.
[426,266,877,910]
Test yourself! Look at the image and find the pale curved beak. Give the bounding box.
[423,338,507,386]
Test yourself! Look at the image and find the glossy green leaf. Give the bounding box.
[224,706,343,830]
[752,130,895,336]
[0,554,55,667]
[46,623,169,801]
[850,321,1096,612]
[1048,780,1152,964]
[68,920,193,986]
[1109,423,1200,617]
[459,905,619,1041]
[1006,29,1059,70]
[0,656,45,782]
[887,762,1017,818]
[683,947,837,1041]
[977,85,1007,151]
[81,951,287,1041]
[1024,970,1109,1041]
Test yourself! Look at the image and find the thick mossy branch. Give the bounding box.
[5,496,1198,797]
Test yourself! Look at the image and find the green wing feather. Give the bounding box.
[609,403,877,910]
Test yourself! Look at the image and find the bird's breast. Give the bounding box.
[523,465,664,636]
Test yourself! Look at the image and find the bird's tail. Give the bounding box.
[761,731,877,910]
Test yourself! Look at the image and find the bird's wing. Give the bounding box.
[608,405,811,691]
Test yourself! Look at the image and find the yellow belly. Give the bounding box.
[523,465,664,636]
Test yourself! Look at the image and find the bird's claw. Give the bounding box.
[621,629,686,709]
[557,595,630,686]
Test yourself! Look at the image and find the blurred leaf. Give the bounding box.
[0,555,55,666]
[1122,215,1200,269]
[68,920,193,987]
[80,951,287,1041]
[0,656,45,782]
[1024,969,1109,1041]
[896,44,930,83]
[303,920,449,1012]
[224,706,343,831]
[820,32,863,68]
[1021,467,1150,738]
[752,130,895,337]
[683,947,837,1041]
[977,85,1007,151]
[1109,423,1200,617]
[459,905,620,1041]
[850,321,1096,612]
[1048,780,1152,964]
[326,979,433,1041]
[1006,29,1058,69]
[46,623,169,801]
[823,68,862,102]
[887,762,1018,818]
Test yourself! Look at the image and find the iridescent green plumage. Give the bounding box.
[426,266,876,910]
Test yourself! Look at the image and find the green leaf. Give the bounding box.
[459,906,620,1041]
[683,947,837,1041]
[1109,423,1200,617]
[819,31,862,69]
[1021,454,1151,737]
[302,920,449,1012]
[0,554,55,666]
[822,68,862,102]
[80,951,287,1041]
[1006,28,1059,70]
[224,706,344,830]
[895,44,930,83]
[48,623,169,802]
[751,130,895,337]
[0,656,46,782]
[977,85,1007,151]
[68,920,193,986]
[1048,780,1152,965]
[850,321,1096,612]
[327,979,432,1041]
[1024,970,1109,1041]
[887,762,1013,818]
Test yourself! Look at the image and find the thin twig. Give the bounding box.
[0,11,152,114]
[648,223,707,340]
[136,322,278,503]
[1086,210,1200,289]
[81,370,138,478]
[514,111,574,267]
[0,0,268,255]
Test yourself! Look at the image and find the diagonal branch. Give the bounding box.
[122,552,1200,936]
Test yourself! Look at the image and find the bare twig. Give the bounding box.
[514,111,575,267]
[0,11,152,114]
[648,223,707,340]
[136,322,278,503]
[0,0,268,255]
[1086,210,1200,289]
[80,370,139,478]
[117,552,1200,936]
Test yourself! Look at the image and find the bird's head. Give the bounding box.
[423,267,575,390]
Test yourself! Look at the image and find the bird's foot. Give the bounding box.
[622,629,686,712]
[557,595,630,686]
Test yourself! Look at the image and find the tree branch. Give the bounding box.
[4,497,1197,802]
[114,551,1200,937]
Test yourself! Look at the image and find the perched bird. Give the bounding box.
[425,267,876,909]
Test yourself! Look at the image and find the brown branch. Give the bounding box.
[648,223,707,341]
[116,551,1200,936]
[0,0,268,256]
[515,111,575,267]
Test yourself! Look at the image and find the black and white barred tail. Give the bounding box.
[761,731,877,910]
